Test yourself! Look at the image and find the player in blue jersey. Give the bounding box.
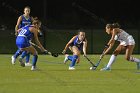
[62,30,87,70]
[15,6,33,36]
[12,6,34,66]
[16,19,47,70]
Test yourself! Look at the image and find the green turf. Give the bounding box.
[0,54,140,93]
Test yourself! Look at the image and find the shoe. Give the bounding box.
[25,63,32,66]
[11,56,16,65]
[64,54,69,64]
[136,63,140,70]
[19,57,25,67]
[69,66,75,70]
[100,67,111,71]
[31,66,36,71]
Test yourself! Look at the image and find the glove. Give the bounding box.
[105,44,109,48]
[62,50,66,54]
[100,54,104,59]
[38,32,43,37]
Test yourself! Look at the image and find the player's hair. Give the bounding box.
[77,29,85,35]
[32,18,41,25]
[106,23,120,28]
[33,17,38,21]
[24,6,31,10]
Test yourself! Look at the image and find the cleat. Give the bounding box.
[25,63,32,66]
[11,56,16,65]
[100,67,111,71]
[64,54,69,64]
[69,66,75,70]
[31,66,36,71]
[19,57,25,67]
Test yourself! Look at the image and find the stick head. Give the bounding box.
[51,53,59,57]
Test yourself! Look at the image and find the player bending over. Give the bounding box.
[16,19,47,70]
[100,23,140,71]
[62,30,87,70]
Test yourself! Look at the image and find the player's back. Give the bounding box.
[115,29,130,42]
[18,25,34,40]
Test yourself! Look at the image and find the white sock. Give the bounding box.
[129,57,140,63]
[106,55,116,68]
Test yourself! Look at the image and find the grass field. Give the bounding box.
[0,54,140,93]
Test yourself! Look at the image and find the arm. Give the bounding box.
[101,29,117,57]
[15,16,22,35]
[62,36,77,54]
[107,29,117,45]
[30,27,46,52]
[83,39,87,56]
[103,39,115,55]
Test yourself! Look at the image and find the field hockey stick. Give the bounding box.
[84,55,96,68]
[94,46,108,69]
[30,41,58,57]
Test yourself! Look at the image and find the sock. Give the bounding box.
[70,55,78,67]
[20,51,28,59]
[14,49,22,58]
[129,57,140,63]
[25,53,30,63]
[106,55,116,68]
[68,56,73,61]
[32,55,38,66]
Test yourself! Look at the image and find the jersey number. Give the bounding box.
[19,29,27,35]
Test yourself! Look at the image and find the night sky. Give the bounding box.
[0,0,139,28]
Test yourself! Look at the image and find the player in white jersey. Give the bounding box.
[100,23,140,71]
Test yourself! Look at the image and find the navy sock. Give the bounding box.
[70,55,78,67]
[25,53,30,63]
[32,55,38,66]
[68,56,73,61]
[20,51,28,59]
[14,49,22,58]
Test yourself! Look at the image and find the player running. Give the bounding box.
[62,30,87,70]
[100,23,140,71]
[16,19,47,70]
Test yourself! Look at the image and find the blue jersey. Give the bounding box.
[19,15,32,28]
[70,36,85,50]
[16,25,34,48]
[18,25,34,40]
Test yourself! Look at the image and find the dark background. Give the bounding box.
[0,0,140,29]
[0,0,140,54]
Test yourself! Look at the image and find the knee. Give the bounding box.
[113,50,119,56]
[33,51,38,55]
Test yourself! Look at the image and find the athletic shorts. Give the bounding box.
[16,36,31,48]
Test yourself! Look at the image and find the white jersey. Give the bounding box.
[114,29,135,46]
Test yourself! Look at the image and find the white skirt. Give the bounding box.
[120,36,135,46]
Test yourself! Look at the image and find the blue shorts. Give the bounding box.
[16,36,31,48]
